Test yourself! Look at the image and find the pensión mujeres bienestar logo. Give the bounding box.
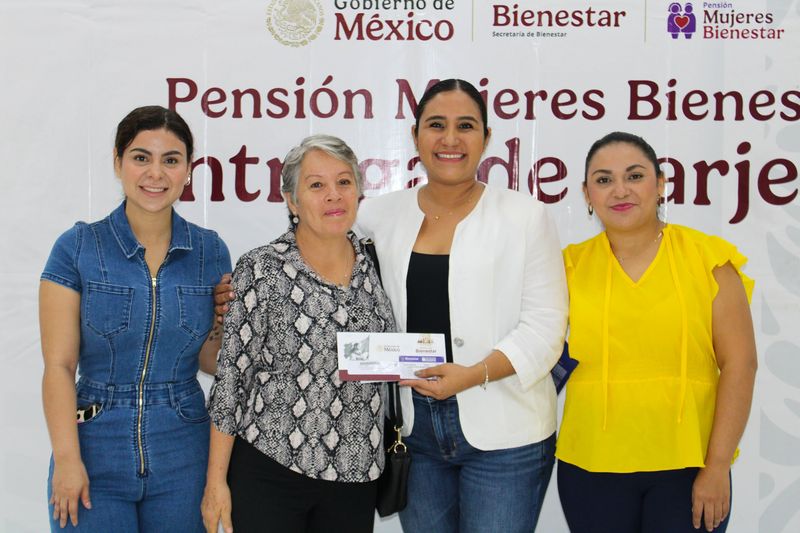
[667,2,696,38]
[666,1,785,41]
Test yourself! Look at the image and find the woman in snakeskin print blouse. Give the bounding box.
[201,135,396,533]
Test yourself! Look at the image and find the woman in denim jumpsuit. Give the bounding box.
[40,106,231,532]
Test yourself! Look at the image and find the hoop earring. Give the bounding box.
[186,173,192,186]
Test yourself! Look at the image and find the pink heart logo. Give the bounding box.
[675,16,689,29]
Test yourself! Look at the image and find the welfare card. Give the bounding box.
[337,332,446,381]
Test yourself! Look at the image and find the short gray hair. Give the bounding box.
[281,134,363,204]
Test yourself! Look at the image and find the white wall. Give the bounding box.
[2,1,799,531]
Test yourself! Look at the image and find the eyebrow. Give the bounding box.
[591,164,646,176]
[303,170,354,180]
[129,148,184,157]
[424,115,479,123]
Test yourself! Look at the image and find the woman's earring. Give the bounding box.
[186,173,192,186]
[292,214,299,225]
[587,204,594,216]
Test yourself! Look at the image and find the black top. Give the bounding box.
[406,252,453,363]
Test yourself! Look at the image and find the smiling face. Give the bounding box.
[115,128,190,219]
[584,141,665,232]
[413,89,490,186]
[285,149,359,241]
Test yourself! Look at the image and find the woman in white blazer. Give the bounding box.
[356,79,568,533]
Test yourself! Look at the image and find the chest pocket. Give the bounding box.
[177,285,215,338]
[84,282,134,337]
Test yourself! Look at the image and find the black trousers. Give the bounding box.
[227,437,378,533]
[557,460,731,533]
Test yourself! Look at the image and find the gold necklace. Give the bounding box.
[423,183,481,221]
[296,234,354,286]
[613,227,664,265]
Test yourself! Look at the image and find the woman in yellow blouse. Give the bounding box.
[556,132,757,533]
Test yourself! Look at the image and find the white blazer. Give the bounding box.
[356,184,568,450]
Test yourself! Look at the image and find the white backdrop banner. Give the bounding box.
[1,1,799,531]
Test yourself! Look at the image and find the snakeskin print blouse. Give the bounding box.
[208,228,396,482]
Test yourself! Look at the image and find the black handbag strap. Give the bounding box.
[387,382,403,429]
[361,238,382,284]
[361,237,403,431]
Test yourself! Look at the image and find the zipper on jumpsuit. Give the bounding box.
[137,275,158,476]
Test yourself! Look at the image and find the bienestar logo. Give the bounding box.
[492,3,627,29]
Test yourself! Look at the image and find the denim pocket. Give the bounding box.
[177,285,214,338]
[175,389,210,423]
[84,281,134,337]
[76,404,107,426]
[75,392,107,426]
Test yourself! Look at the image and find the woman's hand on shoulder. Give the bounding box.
[50,456,91,528]
[214,273,234,324]
[692,463,731,532]
[201,479,233,533]
[400,363,482,400]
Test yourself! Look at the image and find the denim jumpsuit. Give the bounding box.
[41,202,231,532]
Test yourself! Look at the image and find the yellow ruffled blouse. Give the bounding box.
[556,224,753,473]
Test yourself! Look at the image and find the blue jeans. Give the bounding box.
[47,378,209,532]
[399,392,555,533]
